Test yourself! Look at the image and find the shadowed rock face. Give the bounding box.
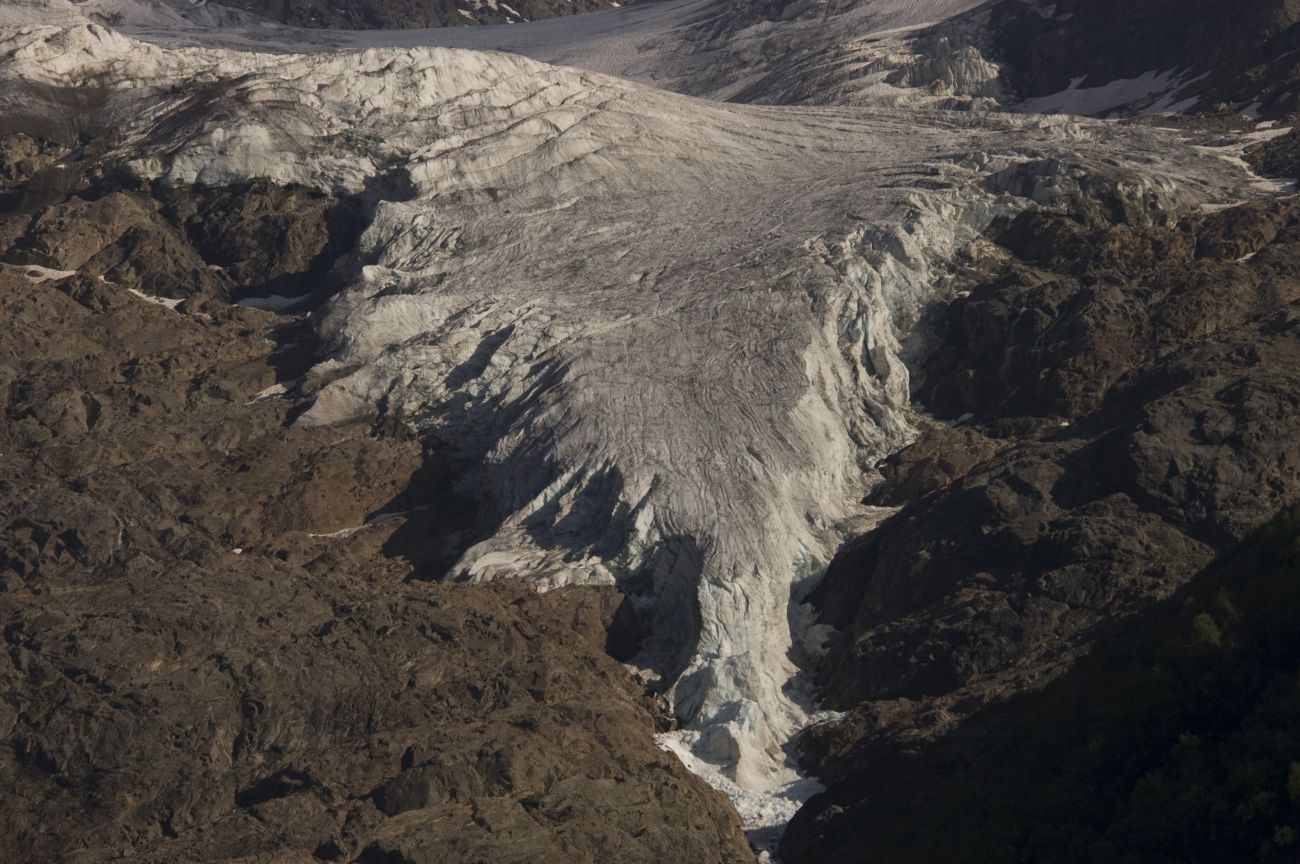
[0,155,752,864]
[989,0,1300,117]
[214,0,629,29]
[0,160,363,307]
[783,189,1300,863]
[0,132,60,185]
[789,504,1300,864]
[1249,128,1300,181]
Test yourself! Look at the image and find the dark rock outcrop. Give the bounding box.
[787,505,1300,864]
[989,0,1300,117]
[0,153,751,864]
[155,179,365,302]
[0,132,60,185]
[1248,128,1300,181]
[785,191,1300,861]
[2,172,363,306]
[212,0,628,29]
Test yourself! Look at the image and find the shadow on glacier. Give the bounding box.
[366,336,568,582]
[346,309,705,680]
[606,534,705,686]
[512,459,704,684]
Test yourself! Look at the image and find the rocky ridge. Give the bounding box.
[784,174,1300,862]
[229,0,625,29]
[0,138,752,863]
[9,0,627,30]
[989,0,1300,118]
[795,501,1300,863]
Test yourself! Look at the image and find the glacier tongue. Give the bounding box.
[0,17,1260,834]
[301,86,1007,794]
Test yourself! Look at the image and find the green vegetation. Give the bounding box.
[862,506,1300,864]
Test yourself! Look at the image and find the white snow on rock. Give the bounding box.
[109,0,999,105]
[1018,69,1205,117]
[0,6,1275,841]
[1193,126,1298,196]
[8,262,75,282]
[127,287,185,308]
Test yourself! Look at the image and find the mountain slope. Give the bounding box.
[214,0,626,29]
[787,501,1300,864]
[7,0,629,29]
[991,0,1300,118]
[0,157,753,864]
[784,182,1300,863]
[1,0,1298,857]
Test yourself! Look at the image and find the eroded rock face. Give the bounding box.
[1248,128,1300,181]
[0,132,59,185]
[214,0,628,28]
[989,0,1300,117]
[1,171,362,305]
[785,193,1300,863]
[790,504,1300,864]
[4,189,229,300]
[0,165,752,863]
[154,179,365,301]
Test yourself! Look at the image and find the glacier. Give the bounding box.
[0,0,1276,840]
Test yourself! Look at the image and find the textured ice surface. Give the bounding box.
[0,4,1272,835]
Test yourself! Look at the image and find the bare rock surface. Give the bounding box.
[0,167,752,863]
[216,0,627,28]
[989,0,1300,118]
[7,0,628,29]
[0,131,59,184]
[1248,127,1300,181]
[786,190,1300,862]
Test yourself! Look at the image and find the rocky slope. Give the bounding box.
[1250,128,1300,182]
[787,503,1300,864]
[12,0,629,29]
[0,138,752,864]
[990,0,1300,118]
[784,175,1300,862]
[213,0,626,29]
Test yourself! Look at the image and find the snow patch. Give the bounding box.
[127,288,184,309]
[248,382,288,403]
[1019,70,1199,117]
[12,263,76,283]
[1193,126,1297,195]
